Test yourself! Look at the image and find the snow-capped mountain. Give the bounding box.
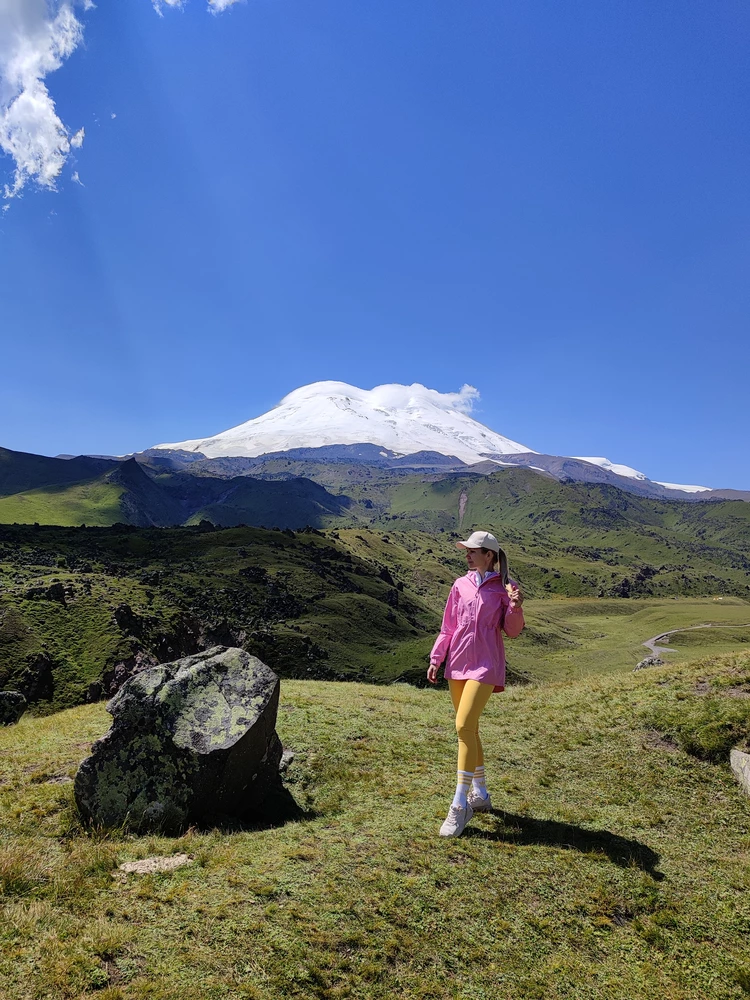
[152,380,713,495]
[153,382,535,466]
[573,456,649,482]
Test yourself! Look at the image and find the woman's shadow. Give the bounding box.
[464,809,664,880]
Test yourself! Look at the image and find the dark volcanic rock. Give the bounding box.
[113,603,146,637]
[0,691,27,725]
[74,646,285,832]
[24,581,66,605]
[96,649,160,699]
[20,652,56,702]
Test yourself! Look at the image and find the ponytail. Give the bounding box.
[496,549,509,587]
[480,545,510,586]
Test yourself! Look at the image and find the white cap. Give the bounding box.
[456,530,500,553]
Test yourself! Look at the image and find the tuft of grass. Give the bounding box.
[644,694,750,760]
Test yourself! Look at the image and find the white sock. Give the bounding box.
[451,770,473,809]
[472,765,488,799]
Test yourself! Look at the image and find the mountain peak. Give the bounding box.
[152,381,534,465]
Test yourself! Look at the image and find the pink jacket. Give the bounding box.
[430,573,525,690]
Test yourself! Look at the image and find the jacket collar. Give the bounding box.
[465,570,502,590]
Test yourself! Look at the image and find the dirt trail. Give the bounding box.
[458,490,468,529]
[643,622,750,656]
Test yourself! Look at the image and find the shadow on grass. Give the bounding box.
[465,809,664,879]
[69,784,318,839]
[194,785,320,833]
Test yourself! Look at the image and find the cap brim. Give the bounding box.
[456,540,500,552]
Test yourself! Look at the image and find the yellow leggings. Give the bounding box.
[449,678,494,774]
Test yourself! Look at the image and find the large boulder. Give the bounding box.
[0,691,27,726]
[74,647,285,832]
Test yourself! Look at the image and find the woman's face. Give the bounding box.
[465,547,496,574]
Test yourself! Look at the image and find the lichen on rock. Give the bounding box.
[74,646,285,832]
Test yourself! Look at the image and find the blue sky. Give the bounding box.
[1,0,748,488]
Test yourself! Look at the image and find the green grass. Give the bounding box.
[376,469,750,600]
[511,596,750,681]
[0,479,126,526]
[1,650,750,998]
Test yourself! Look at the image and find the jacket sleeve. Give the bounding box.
[502,603,525,638]
[430,585,459,666]
[501,578,525,638]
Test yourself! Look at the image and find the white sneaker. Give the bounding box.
[439,803,473,837]
[467,789,492,812]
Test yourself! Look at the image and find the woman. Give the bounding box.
[427,530,525,837]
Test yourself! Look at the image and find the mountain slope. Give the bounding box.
[0,461,356,530]
[0,478,126,527]
[0,447,119,498]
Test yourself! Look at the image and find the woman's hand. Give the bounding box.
[427,663,439,684]
[507,584,524,608]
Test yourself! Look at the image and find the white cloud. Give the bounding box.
[208,0,242,11]
[71,168,82,184]
[0,0,88,197]
[155,0,242,12]
[1,0,242,199]
[152,0,182,15]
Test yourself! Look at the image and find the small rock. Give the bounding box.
[634,656,665,672]
[0,691,27,726]
[118,853,193,875]
[279,748,295,772]
[730,749,750,797]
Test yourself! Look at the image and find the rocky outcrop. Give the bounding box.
[634,656,665,672]
[0,691,27,725]
[74,647,286,832]
[24,581,67,605]
[87,650,160,702]
[20,652,56,702]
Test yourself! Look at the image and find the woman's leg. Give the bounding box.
[448,679,493,808]
[454,680,493,775]
[447,680,471,807]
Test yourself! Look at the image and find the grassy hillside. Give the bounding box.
[2,456,750,607]
[2,522,750,714]
[0,523,441,713]
[1,650,749,999]
[0,478,126,526]
[376,469,750,600]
